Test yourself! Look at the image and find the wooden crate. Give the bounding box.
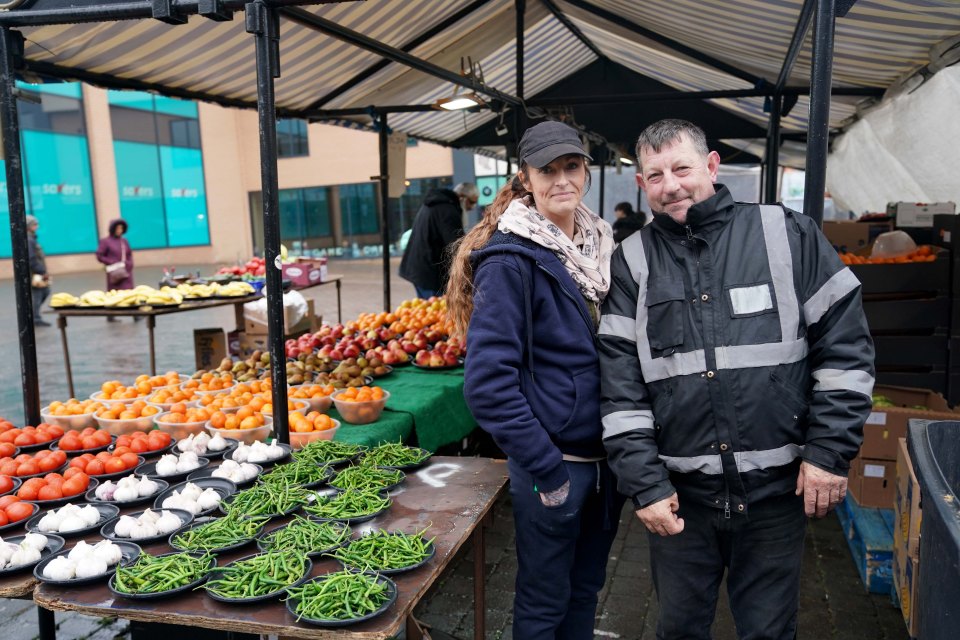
[836,493,895,594]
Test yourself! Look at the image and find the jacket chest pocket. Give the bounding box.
[645,278,685,354]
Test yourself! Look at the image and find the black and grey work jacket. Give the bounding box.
[598,186,875,514]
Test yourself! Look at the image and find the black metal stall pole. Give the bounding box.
[598,155,606,219]
[764,93,782,203]
[803,0,836,226]
[247,0,289,444]
[378,112,391,311]
[0,27,42,429]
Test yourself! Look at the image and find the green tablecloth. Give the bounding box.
[331,365,475,451]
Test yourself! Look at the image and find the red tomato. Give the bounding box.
[81,436,100,450]
[16,482,39,500]
[33,432,52,444]
[0,476,12,493]
[5,501,34,522]
[0,460,17,476]
[0,495,20,509]
[130,439,148,454]
[85,459,105,475]
[95,451,113,463]
[41,424,64,438]
[63,467,83,480]
[0,510,8,526]
[0,443,15,457]
[13,433,35,446]
[37,485,63,501]
[14,454,32,464]
[58,434,80,451]
[43,473,64,487]
[37,456,61,472]
[16,461,39,477]
[61,475,86,497]
[104,458,126,474]
[95,431,112,446]
[119,452,140,469]
[0,431,17,444]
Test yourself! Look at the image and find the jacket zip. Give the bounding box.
[724,496,731,519]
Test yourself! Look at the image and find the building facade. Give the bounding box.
[0,82,455,278]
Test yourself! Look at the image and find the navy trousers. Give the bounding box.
[509,458,625,640]
[649,492,807,640]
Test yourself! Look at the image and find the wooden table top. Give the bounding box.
[32,456,508,639]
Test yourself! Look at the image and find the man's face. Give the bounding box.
[459,194,478,213]
[636,135,720,225]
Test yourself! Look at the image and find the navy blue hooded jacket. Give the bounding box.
[463,231,605,493]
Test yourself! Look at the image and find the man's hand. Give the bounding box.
[636,493,684,536]
[796,461,847,518]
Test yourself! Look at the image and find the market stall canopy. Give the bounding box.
[4,0,957,164]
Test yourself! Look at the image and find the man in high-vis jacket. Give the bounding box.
[599,119,874,639]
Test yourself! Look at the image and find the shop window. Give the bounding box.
[0,82,98,258]
[277,119,309,158]
[339,183,379,237]
[250,187,333,257]
[108,90,210,249]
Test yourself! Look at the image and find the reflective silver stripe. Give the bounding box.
[598,314,637,343]
[735,444,804,473]
[760,205,800,342]
[641,349,707,382]
[602,409,655,439]
[659,452,721,474]
[621,233,654,366]
[715,339,808,370]
[659,444,804,475]
[813,368,874,397]
[803,268,861,326]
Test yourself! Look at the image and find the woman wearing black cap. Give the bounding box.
[448,121,624,639]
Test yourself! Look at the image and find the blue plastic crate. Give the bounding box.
[836,493,895,594]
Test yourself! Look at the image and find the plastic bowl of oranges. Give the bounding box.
[261,398,310,417]
[331,386,389,425]
[204,407,273,445]
[288,412,340,449]
[288,384,337,413]
[94,400,161,435]
[40,399,107,431]
[146,386,199,411]
[153,404,214,440]
[181,372,236,396]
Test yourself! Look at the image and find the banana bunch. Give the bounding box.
[217,281,255,297]
[78,290,109,307]
[105,290,147,307]
[146,287,183,305]
[50,292,79,308]
[176,282,219,299]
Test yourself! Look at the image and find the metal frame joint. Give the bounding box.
[152,0,187,25]
[198,0,233,22]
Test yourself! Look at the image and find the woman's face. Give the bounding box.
[521,154,587,223]
[114,225,126,237]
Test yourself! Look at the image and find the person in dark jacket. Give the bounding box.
[399,183,477,298]
[26,215,51,327]
[599,119,875,639]
[96,218,136,322]
[448,121,623,640]
[611,201,646,243]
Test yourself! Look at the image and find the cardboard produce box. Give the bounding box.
[893,551,921,638]
[894,438,922,560]
[887,201,955,228]
[193,328,227,371]
[244,299,319,337]
[281,261,325,287]
[862,385,960,460]
[848,456,896,509]
[823,220,892,253]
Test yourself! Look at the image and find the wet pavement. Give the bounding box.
[0,259,908,639]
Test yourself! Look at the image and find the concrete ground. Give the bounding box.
[0,259,907,639]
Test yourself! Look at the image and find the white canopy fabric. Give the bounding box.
[12,0,959,148]
[826,64,960,214]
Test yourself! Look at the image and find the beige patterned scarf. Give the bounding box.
[498,197,614,305]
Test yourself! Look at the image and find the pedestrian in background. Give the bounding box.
[96,218,135,322]
[449,121,623,639]
[26,215,51,327]
[400,182,478,299]
[611,201,646,244]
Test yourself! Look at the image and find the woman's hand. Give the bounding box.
[539,479,571,507]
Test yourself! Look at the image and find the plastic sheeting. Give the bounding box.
[827,65,960,215]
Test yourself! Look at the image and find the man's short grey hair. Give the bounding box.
[635,119,709,170]
[25,214,39,227]
[454,182,479,199]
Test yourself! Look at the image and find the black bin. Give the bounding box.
[907,419,960,640]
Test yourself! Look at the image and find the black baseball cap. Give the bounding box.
[517,121,593,168]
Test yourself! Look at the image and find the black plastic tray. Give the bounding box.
[168,515,266,554]
[100,507,194,545]
[26,477,100,508]
[204,553,313,604]
[33,540,141,586]
[153,477,237,518]
[25,503,119,539]
[285,572,397,627]
[137,456,210,484]
[84,476,168,507]
[108,551,216,600]
[187,463,262,489]
[0,533,65,577]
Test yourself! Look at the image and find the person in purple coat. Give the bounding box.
[96,218,136,322]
